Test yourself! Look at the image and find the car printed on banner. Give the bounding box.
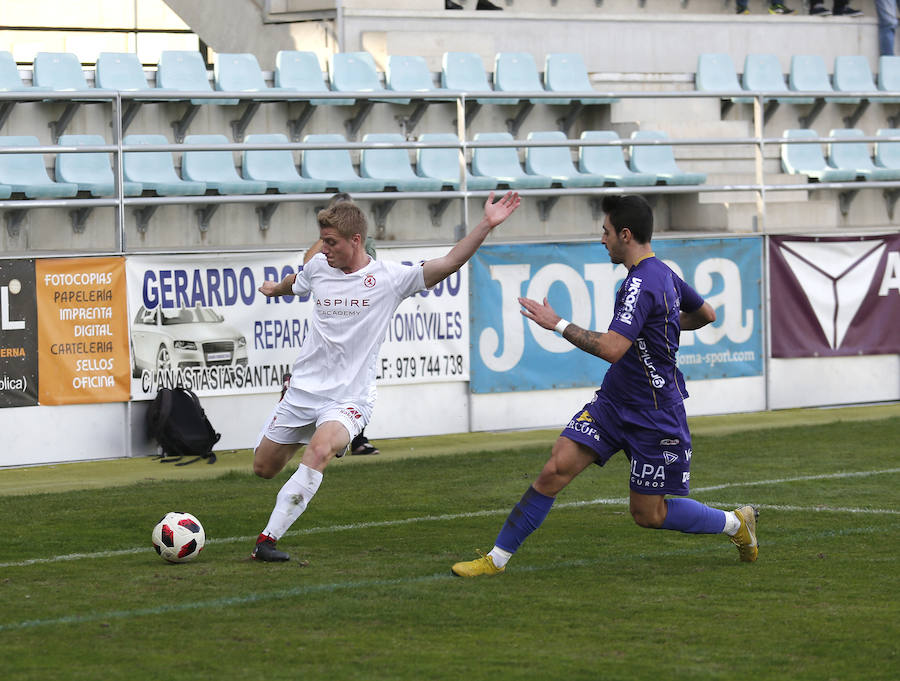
[130,305,248,377]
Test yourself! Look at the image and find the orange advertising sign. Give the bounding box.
[36,257,130,405]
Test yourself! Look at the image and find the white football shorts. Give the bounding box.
[256,387,372,448]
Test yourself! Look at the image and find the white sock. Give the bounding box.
[488,546,513,569]
[262,463,323,540]
[722,511,741,536]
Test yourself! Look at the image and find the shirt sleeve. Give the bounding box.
[676,274,705,313]
[607,274,652,342]
[383,260,427,299]
[290,256,318,297]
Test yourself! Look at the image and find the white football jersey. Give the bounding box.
[289,253,426,402]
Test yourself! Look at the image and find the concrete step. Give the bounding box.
[669,193,838,232]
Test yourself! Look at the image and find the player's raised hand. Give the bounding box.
[518,296,561,331]
[483,191,521,227]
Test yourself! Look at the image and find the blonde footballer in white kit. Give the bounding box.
[251,192,520,561]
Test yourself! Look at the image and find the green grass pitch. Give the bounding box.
[0,405,898,681]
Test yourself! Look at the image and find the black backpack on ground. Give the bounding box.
[146,387,220,465]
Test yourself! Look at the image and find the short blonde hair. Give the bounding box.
[317,201,368,240]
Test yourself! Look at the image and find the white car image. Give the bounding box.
[131,305,248,377]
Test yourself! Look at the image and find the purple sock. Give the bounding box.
[495,486,555,553]
[661,498,726,534]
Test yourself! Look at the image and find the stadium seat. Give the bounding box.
[493,52,544,106]
[415,133,499,190]
[780,129,857,182]
[832,55,877,105]
[874,128,900,169]
[122,133,206,195]
[242,133,327,193]
[876,56,900,103]
[524,131,607,188]
[441,52,493,103]
[789,55,837,97]
[32,52,94,91]
[0,135,78,197]
[742,54,814,105]
[181,134,267,194]
[578,130,656,186]
[826,128,900,181]
[214,53,268,94]
[56,134,143,196]
[301,133,386,192]
[0,50,42,91]
[95,52,152,91]
[695,53,752,105]
[628,131,706,185]
[360,133,444,191]
[156,51,238,105]
[329,52,396,104]
[274,50,344,105]
[386,55,448,99]
[471,132,553,189]
[544,53,616,106]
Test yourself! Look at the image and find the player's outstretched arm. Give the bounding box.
[259,272,297,298]
[680,301,716,330]
[422,191,520,288]
[518,296,631,363]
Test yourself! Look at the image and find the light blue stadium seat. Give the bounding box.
[360,133,444,191]
[524,131,607,188]
[95,52,151,91]
[578,130,656,186]
[629,131,706,185]
[415,133,499,191]
[471,132,553,189]
[242,133,327,193]
[386,55,452,102]
[441,52,493,105]
[780,129,857,182]
[215,53,268,94]
[876,56,900,103]
[493,52,544,106]
[0,50,44,91]
[32,52,94,91]
[56,134,143,196]
[156,50,238,105]
[695,53,752,103]
[832,56,877,105]
[742,54,814,105]
[181,134,267,194]
[274,50,346,105]
[789,55,837,99]
[0,135,78,197]
[826,128,900,180]
[874,128,900,169]
[329,52,396,104]
[544,53,615,106]
[301,133,386,192]
[122,134,206,195]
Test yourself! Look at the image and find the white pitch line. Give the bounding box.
[1,467,898,570]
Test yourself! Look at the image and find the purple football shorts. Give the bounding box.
[561,389,693,496]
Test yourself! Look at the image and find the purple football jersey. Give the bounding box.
[601,255,704,409]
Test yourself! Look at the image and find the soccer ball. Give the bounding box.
[152,512,205,563]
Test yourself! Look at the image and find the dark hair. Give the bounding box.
[601,194,653,244]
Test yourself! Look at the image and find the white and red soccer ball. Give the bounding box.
[152,512,206,563]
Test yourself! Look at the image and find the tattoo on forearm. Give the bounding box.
[563,325,607,359]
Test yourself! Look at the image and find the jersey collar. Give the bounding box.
[631,251,656,269]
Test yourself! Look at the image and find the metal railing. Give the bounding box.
[1,86,899,257]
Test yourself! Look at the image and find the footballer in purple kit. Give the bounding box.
[452,194,759,577]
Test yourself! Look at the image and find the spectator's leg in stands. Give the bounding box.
[876,0,900,55]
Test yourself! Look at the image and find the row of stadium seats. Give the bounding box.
[697,53,900,127]
[0,49,611,140]
[0,129,706,200]
[781,128,900,182]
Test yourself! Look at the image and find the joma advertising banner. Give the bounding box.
[0,259,38,408]
[36,257,130,405]
[126,248,468,400]
[770,234,900,357]
[470,237,763,393]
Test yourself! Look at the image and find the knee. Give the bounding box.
[252,449,279,479]
[630,504,665,529]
